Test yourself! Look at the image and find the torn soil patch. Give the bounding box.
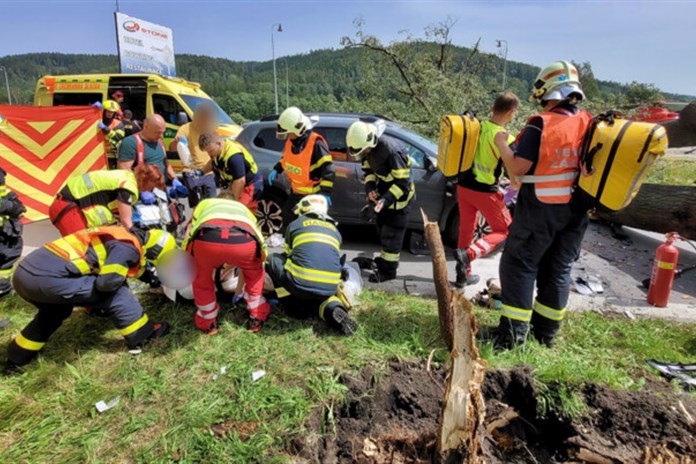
[292,361,696,463]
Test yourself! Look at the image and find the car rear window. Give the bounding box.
[314,127,350,162]
[253,128,285,152]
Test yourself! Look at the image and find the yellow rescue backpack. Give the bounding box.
[437,112,482,177]
[576,112,668,212]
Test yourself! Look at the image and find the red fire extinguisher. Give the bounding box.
[647,232,680,307]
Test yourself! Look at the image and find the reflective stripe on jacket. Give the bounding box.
[519,109,592,204]
[183,198,266,258]
[44,226,144,277]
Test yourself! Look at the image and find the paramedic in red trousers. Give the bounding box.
[454,92,519,288]
[117,114,185,195]
[266,107,335,229]
[48,170,140,236]
[198,133,264,213]
[0,167,25,299]
[346,120,415,283]
[6,227,177,368]
[183,194,269,334]
[482,61,593,349]
[265,195,357,335]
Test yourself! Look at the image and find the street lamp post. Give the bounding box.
[0,66,11,105]
[271,23,283,114]
[496,39,508,90]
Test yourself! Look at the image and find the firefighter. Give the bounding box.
[346,120,414,283]
[454,92,519,288]
[183,195,269,334]
[6,227,177,368]
[97,100,126,169]
[483,61,593,349]
[0,167,25,299]
[48,169,139,236]
[265,195,357,335]
[266,107,335,228]
[198,133,264,213]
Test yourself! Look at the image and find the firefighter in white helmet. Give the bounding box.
[481,60,593,350]
[346,119,414,283]
[267,107,335,229]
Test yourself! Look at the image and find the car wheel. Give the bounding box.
[474,212,492,242]
[256,190,286,236]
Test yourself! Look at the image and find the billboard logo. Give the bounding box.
[123,20,140,32]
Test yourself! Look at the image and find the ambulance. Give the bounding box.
[34,74,242,168]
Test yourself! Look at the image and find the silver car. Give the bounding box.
[236,113,487,250]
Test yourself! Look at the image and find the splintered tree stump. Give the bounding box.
[422,210,487,463]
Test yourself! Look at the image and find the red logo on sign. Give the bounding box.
[123,20,140,32]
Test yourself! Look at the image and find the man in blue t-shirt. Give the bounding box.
[117,114,178,185]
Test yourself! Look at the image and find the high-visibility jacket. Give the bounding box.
[183,198,266,259]
[44,226,144,277]
[284,214,342,297]
[519,109,592,204]
[214,139,259,184]
[60,170,138,227]
[471,120,515,186]
[280,132,328,195]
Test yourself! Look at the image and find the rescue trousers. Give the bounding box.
[238,177,264,215]
[375,206,409,277]
[7,262,154,366]
[265,252,342,321]
[457,186,512,262]
[498,188,589,343]
[48,197,89,236]
[189,227,268,332]
[0,233,22,296]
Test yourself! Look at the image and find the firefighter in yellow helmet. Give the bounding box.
[346,119,414,283]
[481,60,593,350]
[6,227,180,368]
[97,100,126,169]
[267,107,335,229]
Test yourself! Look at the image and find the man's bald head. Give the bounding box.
[142,114,166,142]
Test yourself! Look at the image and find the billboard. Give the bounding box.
[114,12,176,76]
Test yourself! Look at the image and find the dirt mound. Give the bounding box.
[292,362,696,463]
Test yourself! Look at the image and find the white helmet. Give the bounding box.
[276,106,312,138]
[346,120,386,160]
[294,194,329,217]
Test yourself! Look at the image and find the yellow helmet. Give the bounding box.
[346,120,386,160]
[530,61,583,103]
[276,106,311,138]
[103,100,121,113]
[142,229,177,266]
[294,194,329,217]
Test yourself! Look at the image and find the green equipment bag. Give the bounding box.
[575,112,668,212]
[437,112,482,177]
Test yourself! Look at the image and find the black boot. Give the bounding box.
[477,317,528,350]
[323,304,358,336]
[530,312,562,348]
[369,257,397,283]
[7,339,40,368]
[454,249,480,288]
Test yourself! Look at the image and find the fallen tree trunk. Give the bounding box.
[423,210,487,463]
[599,184,696,240]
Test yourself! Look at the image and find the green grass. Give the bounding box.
[1,289,695,462]
[646,157,696,186]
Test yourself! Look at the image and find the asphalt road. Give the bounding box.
[19,217,696,322]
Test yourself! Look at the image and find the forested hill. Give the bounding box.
[1,48,692,126]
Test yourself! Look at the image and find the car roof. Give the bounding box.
[258,112,394,123]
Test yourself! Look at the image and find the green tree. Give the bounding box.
[624,81,663,106]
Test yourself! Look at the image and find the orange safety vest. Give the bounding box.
[280,132,326,195]
[519,109,592,204]
[45,226,144,277]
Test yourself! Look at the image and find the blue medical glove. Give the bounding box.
[91,101,103,110]
[179,136,188,146]
[97,122,108,132]
[324,195,332,207]
[140,191,155,205]
[267,170,278,185]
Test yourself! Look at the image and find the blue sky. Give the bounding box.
[1,0,695,96]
